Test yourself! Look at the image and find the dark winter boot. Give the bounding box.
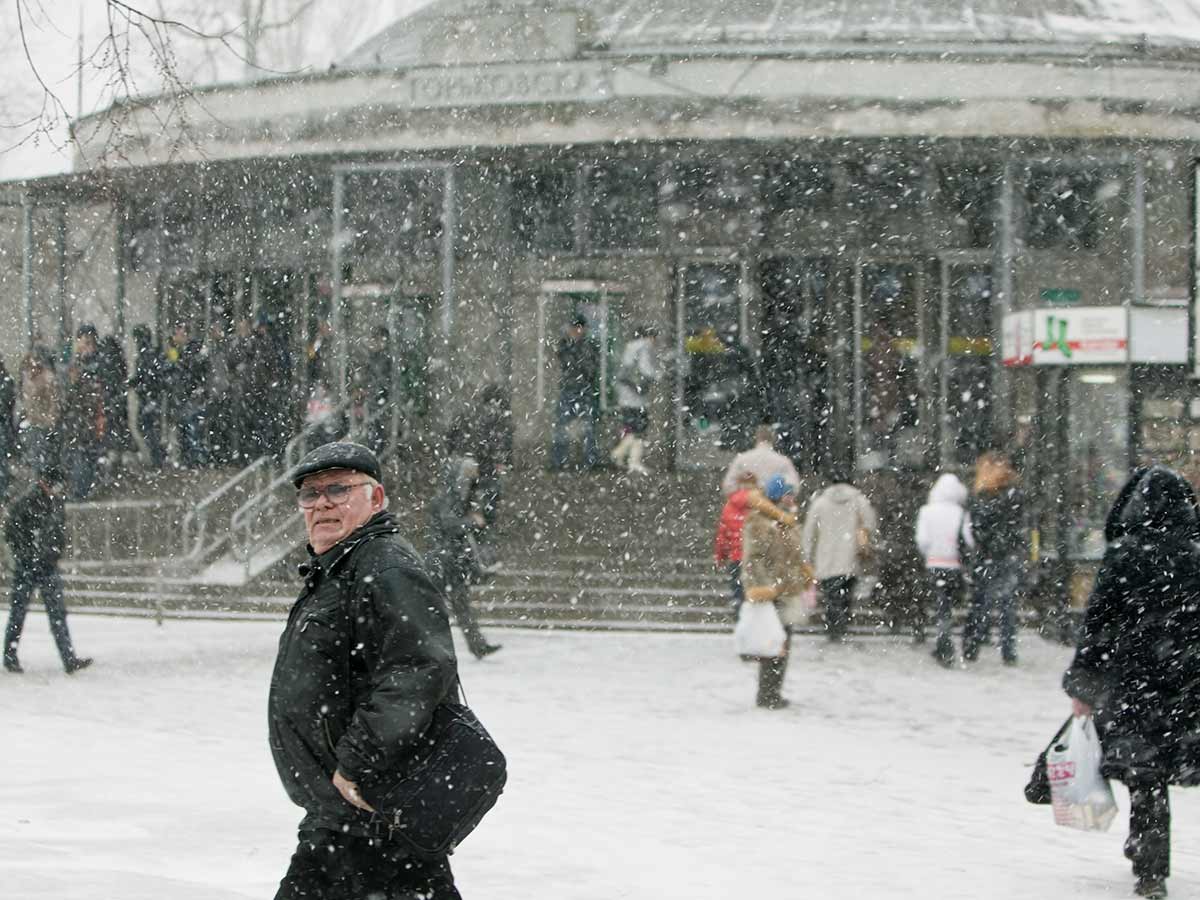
[3,652,22,674]
[64,656,93,675]
[756,657,789,709]
[1135,877,1168,899]
[932,635,955,668]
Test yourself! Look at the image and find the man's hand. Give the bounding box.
[333,770,376,813]
[1071,697,1093,718]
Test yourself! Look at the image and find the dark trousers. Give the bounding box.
[275,831,460,900]
[819,576,856,641]
[63,446,98,501]
[928,568,964,660]
[446,579,492,659]
[139,402,165,468]
[1127,782,1171,880]
[756,628,791,708]
[5,568,77,666]
[550,399,597,469]
[963,555,1021,661]
[727,561,744,614]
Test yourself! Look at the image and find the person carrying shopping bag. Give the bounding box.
[1063,465,1200,900]
[714,471,797,614]
[740,475,806,710]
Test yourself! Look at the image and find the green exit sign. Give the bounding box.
[1040,288,1081,304]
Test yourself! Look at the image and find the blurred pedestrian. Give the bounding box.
[550,314,600,470]
[97,335,133,462]
[720,424,801,496]
[447,383,512,533]
[610,325,660,476]
[164,323,209,468]
[962,451,1026,665]
[1063,466,1200,900]
[61,324,105,499]
[17,348,61,475]
[426,454,501,660]
[740,475,806,710]
[915,472,974,666]
[130,325,166,468]
[0,357,15,500]
[3,463,92,675]
[714,470,797,614]
[801,468,877,642]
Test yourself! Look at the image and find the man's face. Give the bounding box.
[300,468,384,554]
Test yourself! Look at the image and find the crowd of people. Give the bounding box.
[715,430,1034,708]
[0,317,299,503]
[0,314,419,508]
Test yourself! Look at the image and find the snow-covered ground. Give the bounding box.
[2,614,1197,899]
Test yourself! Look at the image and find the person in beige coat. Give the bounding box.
[741,475,807,709]
[801,468,877,641]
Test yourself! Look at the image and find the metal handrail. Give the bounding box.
[178,454,272,562]
[64,498,189,566]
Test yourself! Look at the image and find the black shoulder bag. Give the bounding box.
[1024,717,1073,805]
[342,535,508,860]
[364,691,507,860]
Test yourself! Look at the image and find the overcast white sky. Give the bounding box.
[0,0,432,182]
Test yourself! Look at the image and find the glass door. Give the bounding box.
[939,259,995,468]
[759,257,832,474]
[854,259,933,471]
[674,260,751,469]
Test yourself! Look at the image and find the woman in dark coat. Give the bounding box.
[1063,465,1200,900]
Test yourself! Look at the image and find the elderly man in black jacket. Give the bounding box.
[270,441,461,900]
[3,466,91,674]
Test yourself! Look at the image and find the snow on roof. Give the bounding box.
[343,0,1200,69]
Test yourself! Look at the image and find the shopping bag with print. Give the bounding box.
[1046,715,1118,832]
[734,600,787,659]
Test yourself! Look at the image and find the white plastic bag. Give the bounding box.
[1046,716,1118,832]
[734,601,787,658]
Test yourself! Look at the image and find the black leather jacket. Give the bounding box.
[268,512,458,836]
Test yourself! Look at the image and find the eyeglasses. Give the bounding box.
[296,481,372,509]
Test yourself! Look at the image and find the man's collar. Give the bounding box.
[297,511,397,579]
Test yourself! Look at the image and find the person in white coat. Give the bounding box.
[720,425,801,496]
[801,469,877,641]
[915,473,975,667]
[610,326,660,475]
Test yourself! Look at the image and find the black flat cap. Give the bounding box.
[290,441,381,487]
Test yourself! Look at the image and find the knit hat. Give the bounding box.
[763,474,794,503]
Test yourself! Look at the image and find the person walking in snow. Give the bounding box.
[270,441,462,899]
[720,425,801,496]
[426,453,502,660]
[1063,465,1200,900]
[714,470,797,614]
[549,314,601,470]
[962,451,1026,665]
[741,475,807,709]
[801,468,877,642]
[915,472,974,666]
[610,325,660,475]
[3,463,92,675]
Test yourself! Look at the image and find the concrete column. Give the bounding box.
[21,196,34,350]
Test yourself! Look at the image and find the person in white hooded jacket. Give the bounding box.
[915,472,975,667]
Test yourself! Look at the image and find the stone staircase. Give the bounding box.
[0,465,1054,636]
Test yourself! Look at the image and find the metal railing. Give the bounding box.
[64,498,190,567]
[176,454,272,564]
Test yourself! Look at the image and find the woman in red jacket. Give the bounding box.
[714,472,795,613]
